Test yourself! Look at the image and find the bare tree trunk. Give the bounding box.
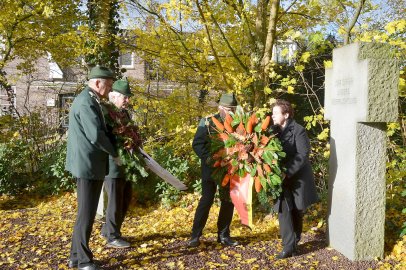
[344,0,365,45]
[86,0,121,76]
[0,70,21,118]
[248,0,269,107]
[251,0,280,107]
[261,0,280,80]
[255,0,268,55]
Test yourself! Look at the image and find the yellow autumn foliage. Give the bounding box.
[0,192,404,269]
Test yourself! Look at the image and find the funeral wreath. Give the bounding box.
[209,106,285,206]
[102,101,148,182]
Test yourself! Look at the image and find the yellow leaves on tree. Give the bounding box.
[385,20,406,34]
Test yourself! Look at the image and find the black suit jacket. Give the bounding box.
[273,119,319,211]
[192,113,221,182]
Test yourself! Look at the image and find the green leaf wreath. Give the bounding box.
[102,101,148,183]
[209,107,285,206]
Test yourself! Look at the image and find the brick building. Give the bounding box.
[1,40,296,129]
[0,51,153,128]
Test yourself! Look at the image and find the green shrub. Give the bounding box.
[154,147,191,207]
[131,146,194,207]
[38,140,75,195]
[386,122,406,238]
[0,113,76,195]
[191,179,202,194]
[0,140,33,195]
[309,140,329,197]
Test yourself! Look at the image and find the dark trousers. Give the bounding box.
[70,178,103,267]
[101,177,132,241]
[191,179,234,238]
[278,199,304,252]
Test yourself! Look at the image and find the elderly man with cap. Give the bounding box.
[187,93,239,248]
[100,79,134,249]
[66,66,120,270]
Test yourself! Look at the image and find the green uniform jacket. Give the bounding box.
[65,86,117,179]
[106,153,124,178]
[192,113,220,182]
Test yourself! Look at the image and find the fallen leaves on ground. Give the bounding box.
[0,193,404,269]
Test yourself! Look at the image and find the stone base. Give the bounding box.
[327,123,386,260]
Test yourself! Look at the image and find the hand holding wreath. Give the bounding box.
[102,101,148,183]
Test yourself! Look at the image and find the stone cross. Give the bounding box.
[324,42,399,261]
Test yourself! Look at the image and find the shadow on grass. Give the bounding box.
[97,232,204,269]
[0,193,62,210]
[97,228,288,269]
[296,231,328,256]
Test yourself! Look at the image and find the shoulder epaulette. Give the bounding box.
[205,113,215,118]
[204,114,215,127]
[88,90,101,104]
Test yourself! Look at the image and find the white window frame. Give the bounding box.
[119,52,135,69]
[0,40,5,60]
[272,40,297,65]
[0,85,16,116]
[59,93,75,128]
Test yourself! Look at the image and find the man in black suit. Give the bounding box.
[271,99,319,259]
[187,93,240,248]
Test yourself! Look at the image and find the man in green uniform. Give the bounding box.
[100,79,133,249]
[66,66,119,270]
[188,93,239,248]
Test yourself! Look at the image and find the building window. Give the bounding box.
[59,93,75,128]
[119,52,134,68]
[273,40,297,65]
[0,86,16,117]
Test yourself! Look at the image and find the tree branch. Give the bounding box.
[195,0,232,90]
[204,0,249,73]
[127,0,205,73]
[261,0,280,79]
[281,11,321,21]
[344,0,366,45]
[222,0,256,48]
[277,0,298,20]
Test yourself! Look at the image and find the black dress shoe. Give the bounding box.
[78,263,100,270]
[106,238,131,248]
[67,259,78,268]
[217,236,239,246]
[276,250,296,259]
[187,237,200,247]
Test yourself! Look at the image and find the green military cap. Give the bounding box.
[88,66,115,79]
[219,93,238,107]
[112,79,133,97]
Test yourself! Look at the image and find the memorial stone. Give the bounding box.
[325,42,399,260]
